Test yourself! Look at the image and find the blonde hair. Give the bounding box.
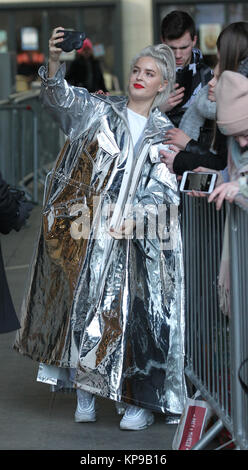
[129,43,176,109]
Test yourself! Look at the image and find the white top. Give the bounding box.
[127,107,172,162]
[127,108,147,147]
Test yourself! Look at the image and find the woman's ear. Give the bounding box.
[158,79,168,93]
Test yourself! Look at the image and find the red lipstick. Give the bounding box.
[134,83,144,89]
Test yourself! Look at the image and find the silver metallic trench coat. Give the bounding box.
[14,64,187,415]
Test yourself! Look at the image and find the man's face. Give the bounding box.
[162,31,197,68]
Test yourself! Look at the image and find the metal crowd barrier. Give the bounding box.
[181,194,248,450]
[0,103,38,202]
[229,202,248,450]
[0,91,61,203]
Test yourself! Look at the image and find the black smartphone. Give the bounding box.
[175,68,193,105]
[56,30,86,52]
[180,171,217,193]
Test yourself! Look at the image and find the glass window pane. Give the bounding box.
[159,3,196,24]
[15,10,44,90]
[47,6,115,76]
[195,4,225,26]
[82,6,115,74]
[0,12,9,52]
[47,6,116,91]
[9,4,118,92]
[227,3,248,22]
[47,8,78,32]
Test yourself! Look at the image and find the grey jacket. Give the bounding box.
[179,84,216,141]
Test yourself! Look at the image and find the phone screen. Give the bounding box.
[182,173,215,192]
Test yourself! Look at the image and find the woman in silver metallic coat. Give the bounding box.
[15,27,187,430]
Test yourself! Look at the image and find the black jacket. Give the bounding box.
[0,173,32,333]
[173,127,227,175]
[167,49,213,128]
[65,55,107,92]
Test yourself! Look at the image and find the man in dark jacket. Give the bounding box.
[65,38,107,92]
[0,172,32,333]
[161,10,212,127]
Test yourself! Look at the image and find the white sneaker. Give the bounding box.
[120,405,154,430]
[74,389,96,423]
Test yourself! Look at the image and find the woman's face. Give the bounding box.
[128,56,167,104]
[208,64,219,102]
[234,132,248,149]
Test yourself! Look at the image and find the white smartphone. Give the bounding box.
[180,171,217,193]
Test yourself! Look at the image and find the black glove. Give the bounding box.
[13,199,34,231]
[8,186,34,231]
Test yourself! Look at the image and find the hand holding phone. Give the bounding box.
[49,27,65,62]
[161,84,184,113]
[55,30,86,52]
[180,171,217,194]
[49,27,86,77]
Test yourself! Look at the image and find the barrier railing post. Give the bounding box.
[32,111,38,203]
[229,206,242,444]
[229,204,248,449]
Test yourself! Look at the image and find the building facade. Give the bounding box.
[0,0,247,96]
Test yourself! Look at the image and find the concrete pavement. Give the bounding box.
[0,203,178,451]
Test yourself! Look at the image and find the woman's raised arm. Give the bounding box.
[48,27,65,77]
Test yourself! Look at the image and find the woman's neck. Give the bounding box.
[127,99,152,118]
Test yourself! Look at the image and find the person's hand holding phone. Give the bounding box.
[180,169,217,195]
[208,180,239,210]
[160,83,185,113]
[48,27,65,77]
[180,167,223,200]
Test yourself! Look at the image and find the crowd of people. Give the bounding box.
[1,10,248,436]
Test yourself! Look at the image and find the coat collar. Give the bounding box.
[96,93,173,143]
[146,107,174,141]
